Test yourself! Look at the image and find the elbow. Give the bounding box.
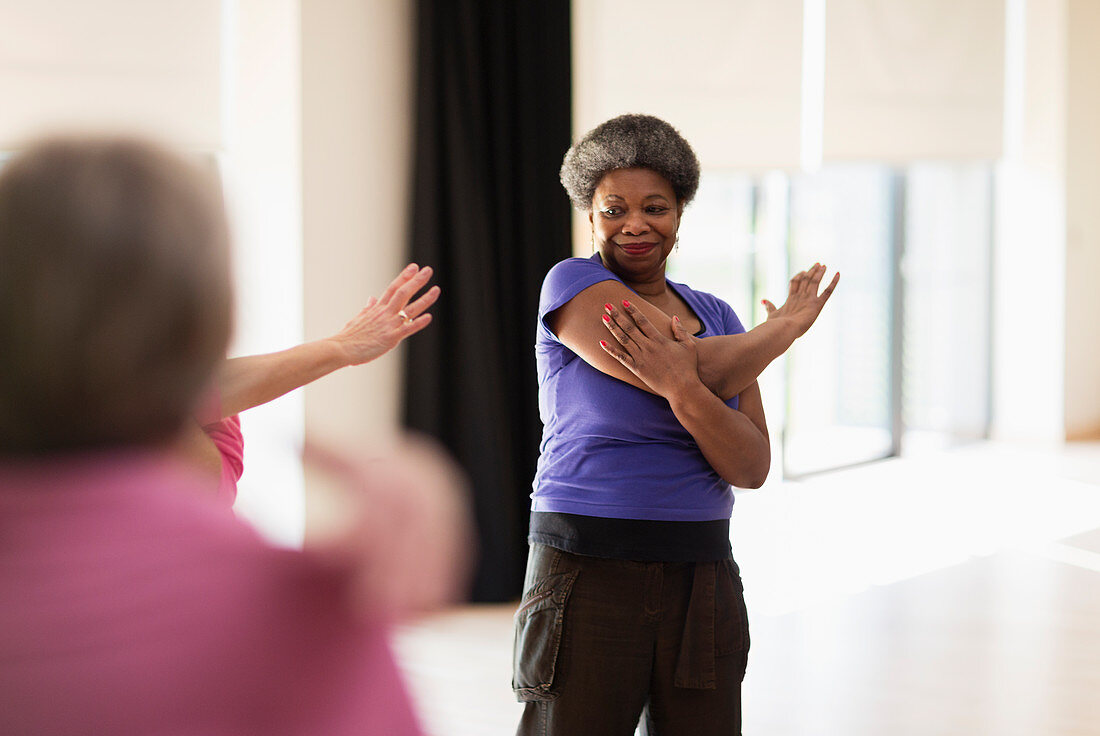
[726,459,770,488]
[735,468,768,489]
[727,452,770,489]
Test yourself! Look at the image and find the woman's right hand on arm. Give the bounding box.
[600,304,772,487]
[548,280,687,395]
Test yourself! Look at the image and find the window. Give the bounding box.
[670,162,994,478]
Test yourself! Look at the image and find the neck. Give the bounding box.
[597,253,668,297]
[625,276,667,298]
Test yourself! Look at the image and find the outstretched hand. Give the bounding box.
[303,435,473,623]
[761,263,840,338]
[598,300,700,398]
[330,263,440,366]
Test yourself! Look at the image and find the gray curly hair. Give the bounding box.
[559,114,700,211]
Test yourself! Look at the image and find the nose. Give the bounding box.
[621,212,650,236]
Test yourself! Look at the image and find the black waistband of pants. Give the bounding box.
[528,511,732,562]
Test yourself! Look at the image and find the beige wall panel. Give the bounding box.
[823,0,1005,162]
[0,0,222,150]
[573,0,804,171]
[223,0,304,546]
[301,0,414,448]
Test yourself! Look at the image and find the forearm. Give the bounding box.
[663,380,770,488]
[696,317,801,401]
[218,339,349,417]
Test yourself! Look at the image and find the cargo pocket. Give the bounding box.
[512,568,579,701]
[716,558,750,656]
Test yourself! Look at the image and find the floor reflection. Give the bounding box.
[396,441,1100,736]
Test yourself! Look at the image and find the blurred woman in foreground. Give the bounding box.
[0,135,469,735]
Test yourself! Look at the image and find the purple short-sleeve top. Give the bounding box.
[532,255,746,522]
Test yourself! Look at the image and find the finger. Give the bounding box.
[670,315,689,342]
[401,285,441,320]
[389,265,434,308]
[806,263,826,294]
[602,303,640,343]
[365,296,378,309]
[761,299,777,316]
[818,271,840,301]
[794,264,821,296]
[602,312,636,346]
[400,313,433,336]
[377,263,421,306]
[599,338,635,368]
[789,270,806,295]
[620,300,657,338]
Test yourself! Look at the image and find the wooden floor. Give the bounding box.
[394,442,1100,735]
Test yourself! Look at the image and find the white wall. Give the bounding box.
[0,0,418,540]
[571,0,1100,444]
[1063,0,1100,439]
[991,0,1100,442]
[299,0,414,452]
[0,0,223,150]
[991,0,1067,443]
[0,0,307,545]
[222,0,304,546]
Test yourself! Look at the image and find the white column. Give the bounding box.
[1063,0,1100,440]
[300,0,415,445]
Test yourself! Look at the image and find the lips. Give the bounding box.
[617,242,657,256]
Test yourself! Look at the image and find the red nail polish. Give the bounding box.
[622,300,631,308]
[602,314,611,323]
[599,340,608,348]
[604,303,612,311]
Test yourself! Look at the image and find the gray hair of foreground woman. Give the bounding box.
[559,113,701,211]
[0,136,232,455]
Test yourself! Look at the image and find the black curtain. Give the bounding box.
[405,0,572,602]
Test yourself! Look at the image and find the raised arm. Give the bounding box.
[217,263,439,418]
[548,263,839,399]
[599,306,771,488]
[696,263,840,400]
[302,436,473,621]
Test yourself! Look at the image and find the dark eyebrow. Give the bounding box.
[598,194,670,203]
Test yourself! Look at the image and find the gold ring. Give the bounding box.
[397,309,411,323]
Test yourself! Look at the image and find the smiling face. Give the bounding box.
[589,167,683,288]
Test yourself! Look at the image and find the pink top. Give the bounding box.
[203,414,245,506]
[195,387,245,505]
[0,451,423,736]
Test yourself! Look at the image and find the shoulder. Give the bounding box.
[539,255,622,317]
[542,255,618,290]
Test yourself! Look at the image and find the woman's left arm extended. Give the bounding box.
[600,304,770,488]
[217,264,439,418]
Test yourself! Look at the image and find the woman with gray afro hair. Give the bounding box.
[559,113,701,210]
[514,115,840,734]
